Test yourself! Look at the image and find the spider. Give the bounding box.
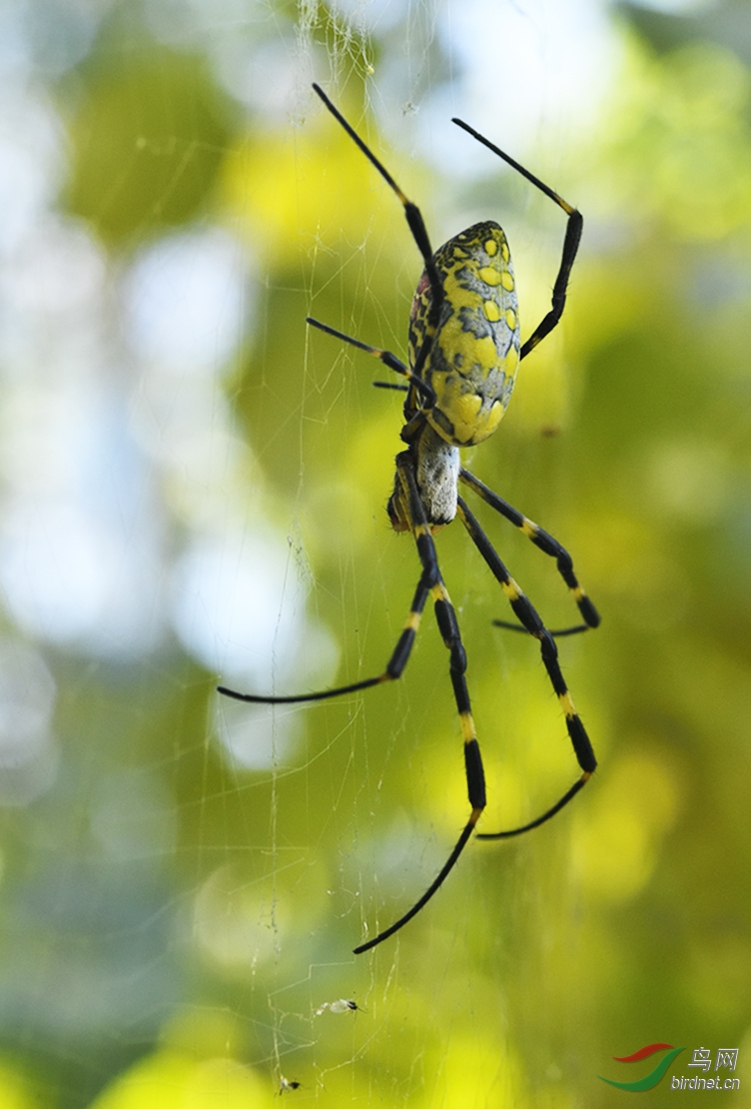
[218,83,599,954]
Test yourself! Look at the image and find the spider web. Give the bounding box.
[3,0,742,1105]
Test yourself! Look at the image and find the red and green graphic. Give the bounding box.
[598,1043,686,1091]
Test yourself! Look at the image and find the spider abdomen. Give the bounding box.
[409,221,521,448]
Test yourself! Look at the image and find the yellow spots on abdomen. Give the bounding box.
[478,266,502,287]
[418,222,520,449]
[455,391,483,430]
[478,400,503,441]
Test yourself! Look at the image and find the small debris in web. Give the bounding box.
[315,998,362,1015]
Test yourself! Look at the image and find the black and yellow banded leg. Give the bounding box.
[305,316,436,408]
[312,83,445,378]
[217,575,430,705]
[354,457,486,953]
[450,118,582,359]
[456,496,595,838]
[459,467,599,636]
[218,459,486,950]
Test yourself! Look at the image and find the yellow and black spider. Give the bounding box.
[219,83,599,954]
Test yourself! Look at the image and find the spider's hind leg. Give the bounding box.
[455,495,596,839]
[492,618,592,639]
[459,467,600,632]
[353,453,486,953]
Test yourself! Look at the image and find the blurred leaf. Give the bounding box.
[63,49,233,246]
[618,0,751,67]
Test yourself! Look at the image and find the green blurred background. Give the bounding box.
[1,0,750,1104]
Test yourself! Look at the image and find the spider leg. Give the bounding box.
[218,456,485,952]
[305,316,435,407]
[491,619,591,638]
[519,209,582,359]
[217,575,430,704]
[455,496,595,838]
[312,85,441,303]
[354,454,485,953]
[451,119,583,360]
[373,381,410,393]
[311,84,444,387]
[460,467,599,632]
